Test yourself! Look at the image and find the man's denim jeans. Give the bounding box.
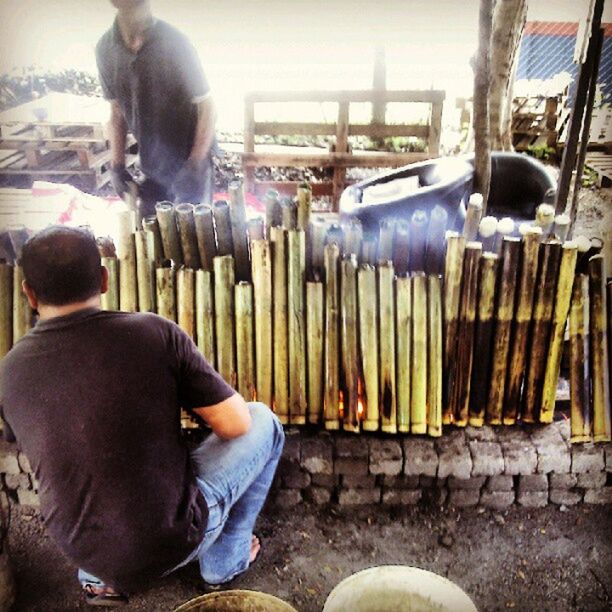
[79,402,285,588]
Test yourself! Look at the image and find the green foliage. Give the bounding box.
[526,143,556,161]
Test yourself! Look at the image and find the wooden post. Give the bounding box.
[235,281,256,400]
[134,230,155,313]
[425,205,448,275]
[324,243,341,430]
[0,262,12,357]
[341,255,360,432]
[306,281,324,424]
[411,274,428,434]
[193,204,217,271]
[12,265,30,343]
[101,256,119,311]
[156,263,176,322]
[177,267,196,340]
[213,201,234,257]
[175,203,201,270]
[395,276,411,433]
[228,181,251,282]
[214,255,236,387]
[427,275,443,437]
[195,269,215,366]
[155,202,183,265]
[409,210,428,272]
[379,261,397,433]
[393,220,410,276]
[117,209,138,312]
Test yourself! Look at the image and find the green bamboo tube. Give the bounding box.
[427,275,443,437]
[306,281,324,424]
[395,276,411,433]
[247,218,265,243]
[379,261,397,433]
[287,229,307,425]
[503,227,542,423]
[235,281,255,400]
[452,241,482,426]
[324,243,340,430]
[409,210,428,272]
[0,263,12,357]
[309,217,328,281]
[485,237,521,425]
[569,275,592,442]
[12,265,30,343]
[553,213,571,242]
[463,193,483,241]
[296,182,312,231]
[443,232,466,424]
[214,255,236,387]
[193,204,218,271]
[228,181,251,282]
[341,255,360,433]
[251,239,273,407]
[522,241,563,423]
[425,205,448,275]
[393,220,410,276]
[358,264,379,431]
[155,263,176,322]
[175,203,202,270]
[101,256,119,311]
[411,273,428,434]
[142,215,164,263]
[213,201,234,257]
[540,241,579,423]
[195,269,215,366]
[378,219,395,263]
[281,198,298,231]
[117,209,138,312]
[155,202,183,265]
[177,267,196,340]
[134,230,155,313]
[265,189,281,238]
[271,227,289,424]
[589,254,611,442]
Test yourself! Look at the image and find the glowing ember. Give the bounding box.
[357,378,365,419]
[338,391,344,419]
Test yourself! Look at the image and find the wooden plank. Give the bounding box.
[246,89,445,104]
[253,122,430,138]
[332,101,350,211]
[242,151,430,168]
[252,181,333,198]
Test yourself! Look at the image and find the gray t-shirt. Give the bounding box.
[0,309,234,591]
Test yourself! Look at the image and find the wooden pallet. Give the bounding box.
[512,95,561,151]
[585,152,612,187]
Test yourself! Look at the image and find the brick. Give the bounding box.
[301,437,333,474]
[530,427,570,474]
[0,441,20,475]
[311,473,339,488]
[465,425,497,442]
[334,457,369,476]
[382,489,422,506]
[271,489,302,508]
[303,486,332,505]
[584,487,612,504]
[18,452,32,474]
[341,474,377,489]
[448,476,486,490]
[480,490,515,510]
[403,438,438,477]
[549,489,582,506]
[571,444,605,474]
[17,489,40,507]
[437,431,472,479]
[338,488,381,506]
[604,443,612,472]
[3,473,31,491]
[282,432,301,461]
[549,473,578,489]
[469,441,504,476]
[382,475,420,489]
[577,471,607,489]
[335,436,368,458]
[369,439,403,475]
[501,440,538,475]
[486,475,514,492]
[518,474,549,493]
[448,489,480,507]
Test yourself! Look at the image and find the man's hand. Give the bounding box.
[172,158,207,203]
[110,164,132,198]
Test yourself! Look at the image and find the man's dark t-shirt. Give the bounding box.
[0,309,234,591]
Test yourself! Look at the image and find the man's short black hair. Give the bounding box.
[21,226,102,306]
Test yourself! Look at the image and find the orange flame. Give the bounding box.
[338,391,344,419]
[357,378,365,419]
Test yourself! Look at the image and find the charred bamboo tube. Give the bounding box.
[235,281,255,400]
[341,255,360,433]
[503,227,542,422]
[427,275,443,437]
[193,204,217,271]
[553,214,571,242]
[135,230,155,313]
[175,204,201,270]
[228,182,251,282]
[452,241,482,426]
[463,193,483,241]
[409,210,428,272]
[569,275,592,442]
[540,241,579,422]
[155,263,176,322]
[12,265,30,342]
[213,201,234,257]
[379,261,397,433]
[265,189,281,237]
[271,227,289,423]
[177,267,196,340]
[306,281,324,424]
[522,241,563,422]
[0,263,12,357]
[493,217,515,254]
[142,216,163,263]
[287,229,307,425]
[590,254,611,442]
[424,205,448,275]
[478,216,498,252]
[310,217,328,280]
[395,276,411,433]
[117,209,138,312]
[358,264,379,431]
[155,202,183,265]
[411,274,428,434]
[343,218,363,258]
[324,243,341,430]
[195,269,215,366]
[214,255,236,387]
[296,182,312,231]
[393,220,410,276]
[281,198,297,231]
[378,219,395,262]
[247,218,265,243]
[468,252,499,426]
[535,203,555,238]
[443,232,466,424]
[101,257,119,311]
[485,237,521,424]
[251,239,273,407]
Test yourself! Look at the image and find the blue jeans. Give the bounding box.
[79,402,284,589]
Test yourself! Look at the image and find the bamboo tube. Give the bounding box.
[156,263,176,322]
[378,219,395,262]
[296,182,312,231]
[553,213,571,242]
[7,225,29,261]
[343,218,363,258]
[195,269,215,366]
[326,223,344,254]
[452,241,482,426]
[358,264,379,431]
[424,205,448,275]
[569,275,592,442]
[310,217,328,281]
[468,252,499,426]
[0,263,12,357]
[575,235,593,274]
[265,189,281,237]
[155,202,183,265]
[503,227,543,422]
[427,275,443,437]
[535,203,555,237]
[393,220,410,276]
[193,204,218,271]
[478,215,498,252]
[247,218,265,243]
[271,227,289,424]
[251,239,273,407]
[463,193,483,241]
[175,203,201,270]
[411,274,428,434]
[228,181,251,282]
[116,209,138,312]
[609,279,612,410]
[12,265,30,342]
[409,209,428,272]
[589,254,611,442]
[101,257,119,311]
[306,281,324,424]
[287,229,307,425]
[214,255,236,387]
[492,217,515,254]
[341,255,360,432]
[235,281,255,400]
[177,267,196,340]
[522,241,563,422]
[443,232,466,424]
[142,216,163,263]
[324,243,340,430]
[395,276,411,433]
[96,236,116,258]
[540,241,579,423]
[281,198,297,231]
[213,201,234,257]
[378,261,397,433]
[485,237,521,424]
[361,235,378,267]
[134,230,155,313]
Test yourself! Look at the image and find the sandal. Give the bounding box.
[83,583,128,607]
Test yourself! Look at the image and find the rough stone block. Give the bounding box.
[486,475,514,492]
[518,474,549,493]
[448,489,480,507]
[549,489,582,506]
[301,437,333,474]
[3,473,31,491]
[584,487,612,505]
[577,471,607,489]
[554,420,570,442]
[369,439,403,475]
[480,490,515,510]
[311,473,339,488]
[419,476,446,489]
[465,425,497,442]
[437,431,472,479]
[403,438,438,477]
[338,488,381,506]
[469,441,504,476]
[530,427,570,474]
[334,457,369,476]
[549,473,578,489]
[278,457,311,489]
[448,476,486,490]
[0,441,20,475]
[382,489,422,506]
[271,489,302,508]
[501,440,538,475]
[282,431,301,461]
[571,444,605,474]
[341,474,377,489]
[17,489,40,507]
[421,487,448,506]
[604,443,612,472]
[517,491,548,508]
[382,475,420,489]
[335,436,368,459]
[303,486,332,505]
[18,452,32,474]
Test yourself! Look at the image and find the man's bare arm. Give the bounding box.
[193,393,251,440]
[188,97,216,163]
[109,100,128,167]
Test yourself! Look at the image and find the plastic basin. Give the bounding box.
[173,589,297,612]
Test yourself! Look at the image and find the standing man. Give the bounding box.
[96,0,216,215]
[0,226,284,606]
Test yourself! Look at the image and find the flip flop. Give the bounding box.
[83,583,129,607]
